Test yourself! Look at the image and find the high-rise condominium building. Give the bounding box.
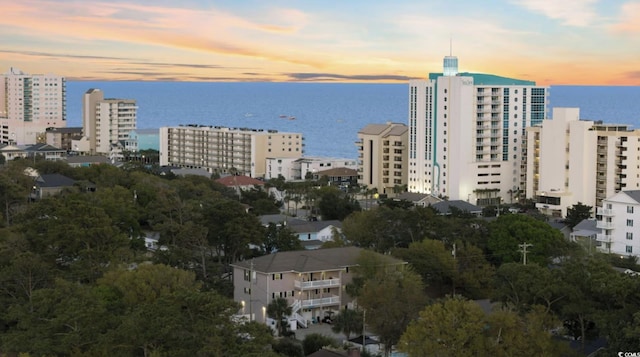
[0,67,66,144]
[527,107,640,217]
[160,125,303,177]
[356,122,408,194]
[408,56,548,205]
[77,88,137,154]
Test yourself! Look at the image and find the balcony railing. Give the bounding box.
[596,207,614,216]
[596,221,614,229]
[294,278,341,290]
[299,295,341,308]
[596,233,612,243]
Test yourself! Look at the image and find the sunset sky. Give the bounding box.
[1,0,639,85]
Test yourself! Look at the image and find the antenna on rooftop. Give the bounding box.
[443,36,458,76]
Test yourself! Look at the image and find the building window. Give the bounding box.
[627,219,634,227]
[244,287,251,294]
[627,232,633,240]
[244,269,251,281]
[272,273,283,280]
[628,206,634,214]
[626,246,633,253]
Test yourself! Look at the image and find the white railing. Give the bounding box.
[596,221,614,229]
[300,295,340,308]
[290,299,302,314]
[597,207,614,216]
[292,312,307,328]
[294,278,341,290]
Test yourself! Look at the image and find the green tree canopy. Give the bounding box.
[564,202,593,229]
[399,297,571,357]
[392,239,456,296]
[330,308,364,340]
[358,267,427,356]
[492,262,564,313]
[487,214,569,266]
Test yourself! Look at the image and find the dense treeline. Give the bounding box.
[0,159,319,356]
[1,158,639,356]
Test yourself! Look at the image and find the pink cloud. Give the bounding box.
[0,0,319,67]
[610,2,640,33]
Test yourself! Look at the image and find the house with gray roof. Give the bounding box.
[231,247,405,329]
[394,192,442,207]
[287,220,343,249]
[571,219,600,252]
[31,173,76,200]
[0,143,65,162]
[431,200,482,216]
[259,214,343,249]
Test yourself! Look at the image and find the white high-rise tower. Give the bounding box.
[0,67,66,144]
[408,56,548,205]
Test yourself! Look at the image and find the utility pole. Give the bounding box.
[249,259,254,321]
[362,309,366,353]
[452,243,457,296]
[519,242,533,265]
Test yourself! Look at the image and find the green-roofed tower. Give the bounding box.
[408,56,548,206]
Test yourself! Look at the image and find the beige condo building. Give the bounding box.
[0,67,66,145]
[356,122,408,195]
[74,88,137,154]
[526,107,640,217]
[159,125,303,177]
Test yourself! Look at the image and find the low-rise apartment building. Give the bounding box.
[356,122,408,195]
[231,247,405,327]
[596,190,640,257]
[160,125,303,177]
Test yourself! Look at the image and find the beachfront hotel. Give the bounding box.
[159,125,303,177]
[0,67,66,145]
[356,122,408,195]
[407,55,548,205]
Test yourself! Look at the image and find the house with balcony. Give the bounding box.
[596,190,640,257]
[230,246,405,329]
[0,143,66,162]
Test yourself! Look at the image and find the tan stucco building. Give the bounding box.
[356,122,408,195]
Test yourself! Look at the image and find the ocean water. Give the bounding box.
[65,82,640,159]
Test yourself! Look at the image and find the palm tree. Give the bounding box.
[266,297,292,336]
[331,309,364,340]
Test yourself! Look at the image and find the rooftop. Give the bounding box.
[231,246,403,274]
[358,122,406,136]
[428,72,537,86]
